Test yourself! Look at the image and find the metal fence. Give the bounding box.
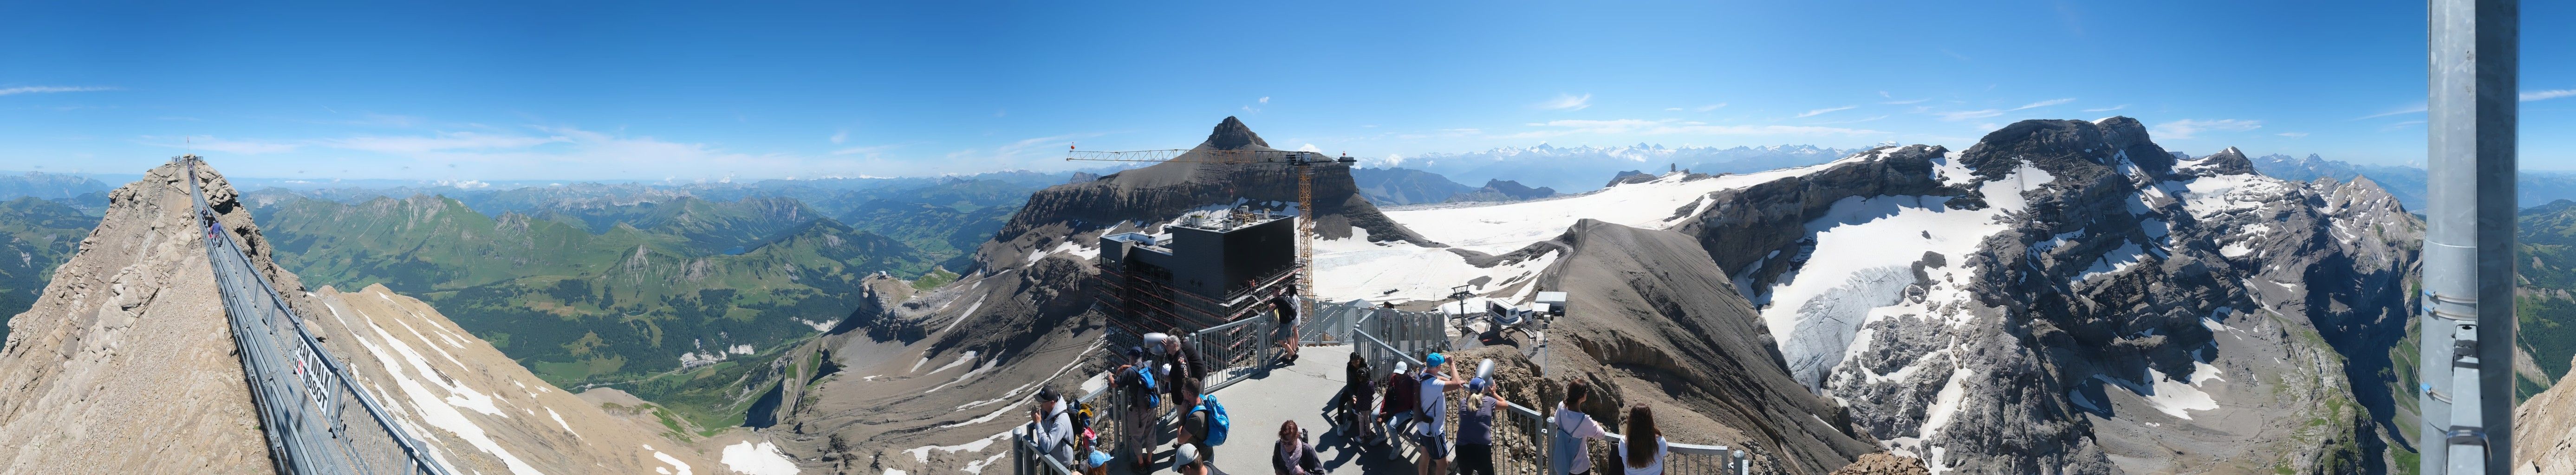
[1351,303,1452,381]
[1568,430,1750,475]
[1299,298,1368,345]
[183,156,455,475]
[1190,313,1275,393]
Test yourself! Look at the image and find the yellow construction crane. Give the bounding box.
[1066,147,1355,302]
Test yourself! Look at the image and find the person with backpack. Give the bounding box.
[1339,353,1375,441]
[1379,360,1419,451]
[1116,347,1163,472]
[1273,420,1324,475]
[1270,287,1303,364]
[1157,329,1209,409]
[1028,388,1076,469]
[1617,404,1667,475]
[1454,377,1501,475]
[1415,353,1464,475]
[1182,393,1230,466]
[1551,379,1614,475]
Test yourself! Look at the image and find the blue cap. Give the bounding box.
[1468,377,1491,392]
[1087,450,1114,467]
[1425,353,1446,368]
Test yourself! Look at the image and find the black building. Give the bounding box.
[1097,210,1299,336]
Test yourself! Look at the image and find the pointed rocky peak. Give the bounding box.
[1203,116,1268,150]
[2194,146,2260,176]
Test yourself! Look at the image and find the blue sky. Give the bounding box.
[3,1,2570,181]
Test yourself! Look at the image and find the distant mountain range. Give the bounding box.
[2247,153,2576,211]
[1396,142,1867,193]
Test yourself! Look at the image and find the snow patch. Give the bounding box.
[722,441,802,475]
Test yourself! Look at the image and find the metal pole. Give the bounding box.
[2422,0,2517,473]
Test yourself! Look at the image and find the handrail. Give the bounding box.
[182,156,456,475]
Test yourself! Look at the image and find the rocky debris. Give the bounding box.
[2518,355,2576,475]
[1536,218,1876,475]
[1606,170,1658,188]
[1828,453,1931,475]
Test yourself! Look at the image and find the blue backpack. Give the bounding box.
[1196,394,1232,446]
[1129,367,1160,409]
[1550,416,1580,475]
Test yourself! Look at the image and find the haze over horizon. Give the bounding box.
[6,1,2573,181]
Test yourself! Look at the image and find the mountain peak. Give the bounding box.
[1203,116,1268,150]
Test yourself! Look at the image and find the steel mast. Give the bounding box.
[2420,0,2517,472]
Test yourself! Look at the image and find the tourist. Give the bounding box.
[1029,388,1075,469]
[1454,377,1500,475]
[1117,347,1160,472]
[1273,420,1324,475]
[1271,286,1303,364]
[1173,444,1207,475]
[1159,328,1208,408]
[1618,404,1667,475]
[1178,389,1212,465]
[1340,353,1376,441]
[1552,379,1614,475]
[1415,353,1464,475]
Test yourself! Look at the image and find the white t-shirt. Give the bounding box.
[1555,404,1612,474]
[1615,436,1667,475]
[1416,373,1449,436]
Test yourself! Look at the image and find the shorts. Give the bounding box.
[1414,432,1451,459]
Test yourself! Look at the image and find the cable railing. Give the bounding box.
[182,156,455,475]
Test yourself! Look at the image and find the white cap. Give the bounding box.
[1172,443,1199,467]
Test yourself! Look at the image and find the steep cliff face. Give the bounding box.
[0,160,725,475]
[1679,118,2415,474]
[2519,357,2576,475]
[1539,219,1878,475]
[0,161,280,474]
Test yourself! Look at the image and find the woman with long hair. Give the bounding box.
[1273,420,1324,475]
[1618,404,1667,475]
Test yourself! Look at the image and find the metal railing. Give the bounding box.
[1567,428,1750,475]
[1351,302,1452,381]
[1299,298,1369,345]
[183,156,456,475]
[1189,312,1276,393]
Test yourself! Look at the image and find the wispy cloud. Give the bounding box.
[830,130,848,144]
[2523,89,2576,102]
[2380,120,2426,132]
[2081,104,2128,112]
[2152,119,2262,139]
[1509,118,1884,138]
[2009,98,2075,111]
[1795,105,1857,118]
[1881,98,1928,105]
[1810,115,1889,125]
[1694,103,1725,112]
[0,86,117,96]
[1935,109,2004,121]
[832,144,903,156]
[2355,103,2426,120]
[1535,93,1592,111]
[2276,132,2309,138]
[1259,96,1271,104]
[140,135,303,154]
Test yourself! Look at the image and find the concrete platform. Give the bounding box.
[1206,345,1422,475]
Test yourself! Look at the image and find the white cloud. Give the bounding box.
[1296,143,1322,153]
[2523,89,2576,102]
[1935,109,2004,121]
[1795,105,1857,118]
[2152,119,2262,139]
[2380,120,2426,132]
[1880,98,1929,105]
[1694,103,1726,112]
[0,86,116,96]
[1259,96,1271,104]
[326,131,564,154]
[143,135,302,155]
[1535,93,1592,111]
[830,130,848,144]
[832,144,902,156]
[2009,98,2075,111]
[2082,104,2129,112]
[2276,132,2309,138]
[1512,118,1884,138]
[2355,103,2426,120]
